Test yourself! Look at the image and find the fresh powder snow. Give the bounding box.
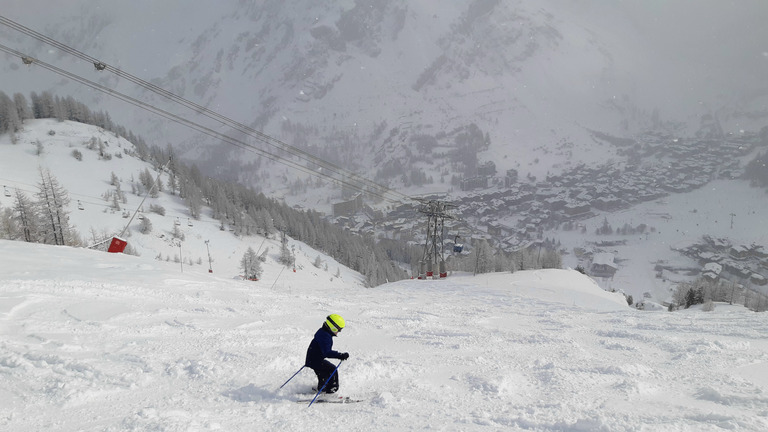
[1,240,767,431]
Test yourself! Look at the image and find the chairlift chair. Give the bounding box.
[3,186,11,197]
[77,200,84,210]
[453,234,464,253]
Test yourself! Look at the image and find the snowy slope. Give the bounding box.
[2,239,768,431]
[0,118,363,283]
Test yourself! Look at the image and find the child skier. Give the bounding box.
[305,314,349,394]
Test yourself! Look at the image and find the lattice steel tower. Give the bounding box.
[417,200,455,279]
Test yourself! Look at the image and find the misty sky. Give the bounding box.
[624,0,768,75]
[4,0,766,77]
[2,0,767,130]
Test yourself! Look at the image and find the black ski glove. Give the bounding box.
[340,352,350,361]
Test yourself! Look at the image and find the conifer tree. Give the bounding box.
[473,239,494,274]
[139,216,153,234]
[241,246,262,280]
[685,288,696,309]
[278,233,293,266]
[167,173,178,195]
[35,169,71,245]
[13,93,33,123]
[13,188,40,243]
[0,207,18,240]
[185,186,203,220]
[0,91,21,133]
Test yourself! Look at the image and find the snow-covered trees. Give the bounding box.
[473,239,494,273]
[171,223,185,241]
[149,204,166,216]
[278,234,294,267]
[138,168,160,198]
[0,206,16,240]
[446,240,563,275]
[36,169,73,245]
[0,173,79,246]
[13,93,33,124]
[0,91,22,134]
[185,186,203,220]
[12,189,39,242]
[672,277,768,311]
[241,246,262,280]
[138,216,153,234]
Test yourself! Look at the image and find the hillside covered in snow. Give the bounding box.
[2,238,768,431]
[0,116,412,287]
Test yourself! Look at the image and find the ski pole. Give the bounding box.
[278,365,305,390]
[308,360,343,408]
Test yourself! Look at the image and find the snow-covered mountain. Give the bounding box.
[3,0,768,198]
[4,2,768,306]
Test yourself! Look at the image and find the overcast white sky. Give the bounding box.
[2,0,767,128]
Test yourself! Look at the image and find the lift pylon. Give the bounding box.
[417,199,455,279]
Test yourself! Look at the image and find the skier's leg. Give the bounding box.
[317,360,339,393]
[326,371,339,394]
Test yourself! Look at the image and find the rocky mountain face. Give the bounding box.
[2,0,767,205]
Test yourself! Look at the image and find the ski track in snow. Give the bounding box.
[1,245,767,431]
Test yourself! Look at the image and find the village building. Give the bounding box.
[591,253,618,278]
[702,262,722,280]
[332,194,363,218]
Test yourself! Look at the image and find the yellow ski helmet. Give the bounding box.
[325,314,345,332]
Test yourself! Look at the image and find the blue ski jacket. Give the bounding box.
[305,326,342,368]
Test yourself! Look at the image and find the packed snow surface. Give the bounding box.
[2,240,767,431]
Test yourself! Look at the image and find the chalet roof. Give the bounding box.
[593,253,618,268]
[703,262,722,274]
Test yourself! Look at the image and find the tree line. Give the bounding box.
[1,168,80,247]
[671,276,768,312]
[0,90,148,150]
[447,238,562,275]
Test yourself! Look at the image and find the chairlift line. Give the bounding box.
[0,42,378,201]
[0,41,405,206]
[0,14,413,206]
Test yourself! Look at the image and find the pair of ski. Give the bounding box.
[295,395,363,404]
[280,362,363,405]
